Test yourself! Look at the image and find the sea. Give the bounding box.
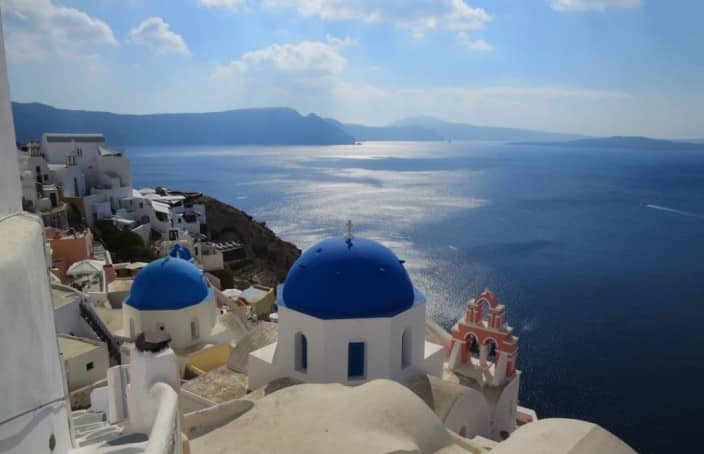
[128,141,704,453]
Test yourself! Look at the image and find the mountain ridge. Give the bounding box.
[11,101,636,146]
[389,115,585,142]
[512,136,704,150]
[12,102,355,146]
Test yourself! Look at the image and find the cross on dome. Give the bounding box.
[345,219,353,240]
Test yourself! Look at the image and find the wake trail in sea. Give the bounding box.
[645,204,704,220]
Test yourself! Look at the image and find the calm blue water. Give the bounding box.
[128,141,704,453]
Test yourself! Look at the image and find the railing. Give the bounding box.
[144,382,181,454]
[79,301,121,363]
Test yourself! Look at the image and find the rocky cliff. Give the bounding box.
[198,195,300,288]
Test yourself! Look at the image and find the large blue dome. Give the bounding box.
[281,236,417,319]
[126,256,210,311]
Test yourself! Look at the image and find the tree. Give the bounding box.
[92,221,157,263]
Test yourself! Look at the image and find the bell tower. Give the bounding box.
[448,289,519,386]
[447,289,522,440]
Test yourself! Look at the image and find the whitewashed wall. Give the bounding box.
[63,341,109,391]
[123,297,218,350]
[249,302,441,390]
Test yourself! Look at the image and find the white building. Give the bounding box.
[58,335,109,391]
[52,284,98,339]
[140,187,207,237]
[248,235,445,388]
[23,131,211,242]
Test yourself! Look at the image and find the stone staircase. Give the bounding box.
[71,409,148,453]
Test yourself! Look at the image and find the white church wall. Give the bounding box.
[388,303,433,380]
[443,388,492,439]
[123,298,218,350]
[257,303,431,387]
[491,373,520,440]
[247,343,281,391]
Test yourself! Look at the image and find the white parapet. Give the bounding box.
[144,382,182,454]
[0,11,20,214]
[0,214,74,453]
[127,345,180,435]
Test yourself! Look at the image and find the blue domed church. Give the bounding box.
[248,235,444,389]
[122,245,232,351]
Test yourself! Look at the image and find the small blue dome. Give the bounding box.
[127,256,210,311]
[168,244,192,261]
[281,236,416,319]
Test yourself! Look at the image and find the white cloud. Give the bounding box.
[198,0,248,12]
[206,43,703,138]
[213,35,354,78]
[263,0,492,39]
[457,32,493,52]
[128,17,190,56]
[550,0,643,12]
[199,0,494,51]
[1,0,117,60]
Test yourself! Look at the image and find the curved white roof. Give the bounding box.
[490,418,635,454]
[66,259,105,276]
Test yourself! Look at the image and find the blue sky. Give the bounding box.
[1,0,702,138]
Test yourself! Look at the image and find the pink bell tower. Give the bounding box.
[448,289,519,386]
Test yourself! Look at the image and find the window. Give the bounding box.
[139,202,143,209]
[86,362,94,371]
[348,341,366,379]
[159,324,165,331]
[191,319,200,340]
[402,328,412,369]
[43,174,48,181]
[295,332,307,372]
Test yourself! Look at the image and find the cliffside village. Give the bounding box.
[6,128,634,453]
[17,133,276,394]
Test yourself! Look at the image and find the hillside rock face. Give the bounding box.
[199,195,300,288]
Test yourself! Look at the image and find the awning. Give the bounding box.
[66,259,105,276]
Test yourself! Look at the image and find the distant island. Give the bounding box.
[512,136,704,150]
[13,102,584,146]
[387,115,584,142]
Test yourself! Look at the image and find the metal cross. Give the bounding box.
[345,219,353,240]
